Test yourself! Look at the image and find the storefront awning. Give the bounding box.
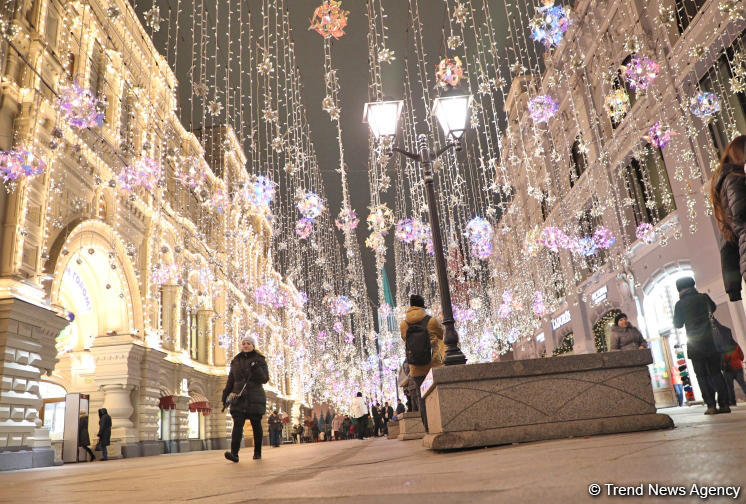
[189,400,211,416]
[159,395,176,410]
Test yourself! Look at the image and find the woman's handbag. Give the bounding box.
[708,307,735,353]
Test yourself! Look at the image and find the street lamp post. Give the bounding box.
[363,92,471,366]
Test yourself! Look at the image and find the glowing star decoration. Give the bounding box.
[175,156,206,190]
[436,57,465,88]
[309,1,349,39]
[604,89,631,122]
[209,188,231,214]
[118,156,162,192]
[452,3,469,24]
[248,175,275,210]
[365,232,386,255]
[0,145,46,183]
[592,226,616,249]
[636,222,657,244]
[367,204,394,233]
[643,121,676,149]
[378,47,395,64]
[529,3,570,49]
[151,262,178,285]
[56,82,104,129]
[295,218,314,239]
[528,95,558,123]
[532,291,547,317]
[622,56,659,91]
[335,207,359,232]
[296,192,325,220]
[689,91,721,119]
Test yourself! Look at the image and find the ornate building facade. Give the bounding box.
[492,0,746,408]
[0,0,308,470]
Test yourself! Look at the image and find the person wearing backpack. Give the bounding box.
[673,277,731,415]
[399,294,444,433]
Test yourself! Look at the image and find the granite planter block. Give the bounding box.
[422,349,673,450]
[386,421,400,439]
[397,412,425,440]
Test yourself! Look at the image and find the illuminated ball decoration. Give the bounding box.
[604,89,631,122]
[209,188,231,214]
[118,156,162,192]
[622,56,659,91]
[689,91,721,119]
[643,121,676,149]
[335,207,359,232]
[329,295,355,316]
[309,0,349,39]
[529,3,570,49]
[56,82,105,129]
[636,222,657,244]
[436,57,465,88]
[333,320,344,334]
[0,145,46,183]
[395,218,427,244]
[255,280,288,308]
[151,262,179,285]
[248,175,275,210]
[539,226,566,253]
[367,203,394,232]
[592,226,615,249]
[465,216,494,260]
[295,218,314,239]
[575,237,598,257]
[296,191,325,219]
[175,156,206,190]
[527,95,558,123]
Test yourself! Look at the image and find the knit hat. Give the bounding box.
[675,277,695,292]
[241,334,257,347]
[614,313,628,326]
[410,294,425,308]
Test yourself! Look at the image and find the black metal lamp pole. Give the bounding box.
[391,134,467,366]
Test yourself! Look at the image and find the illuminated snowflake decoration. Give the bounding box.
[436,57,465,88]
[689,91,721,119]
[447,35,463,50]
[335,207,359,232]
[643,121,676,149]
[574,237,598,257]
[604,89,631,122]
[209,188,231,214]
[56,82,104,129]
[0,145,46,184]
[193,81,209,98]
[367,203,394,233]
[532,291,547,317]
[378,47,395,64]
[296,191,325,219]
[175,156,206,190]
[247,175,275,210]
[295,218,314,239]
[527,95,558,123]
[395,218,427,245]
[151,262,179,285]
[636,222,657,244]
[365,232,386,255]
[208,100,223,116]
[257,56,274,75]
[452,3,469,24]
[271,136,284,153]
[309,0,349,39]
[254,280,288,308]
[118,156,162,192]
[622,56,659,91]
[322,96,340,120]
[329,295,355,316]
[529,3,570,49]
[592,226,616,249]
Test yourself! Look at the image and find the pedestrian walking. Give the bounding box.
[673,277,731,415]
[96,408,111,461]
[382,402,394,435]
[332,413,343,440]
[342,416,352,440]
[350,392,368,440]
[609,313,647,351]
[78,413,95,462]
[268,410,282,447]
[371,402,382,437]
[723,342,746,406]
[400,294,445,433]
[221,335,270,462]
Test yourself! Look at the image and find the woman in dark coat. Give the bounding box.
[97,408,111,460]
[673,277,730,415]
[221,335,269,462]
[609,313,647,351]
[712,135,746,301]
[78,413,95,461]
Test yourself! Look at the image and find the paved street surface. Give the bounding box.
[1,406,744,504]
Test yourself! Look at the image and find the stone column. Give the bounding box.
[137,348,166,456]
[197,310,212,364]
[204,374,228,450]
[89,335,145,458]
[171,395,191,453]
[0,294,68,470]
[160,285,180,351]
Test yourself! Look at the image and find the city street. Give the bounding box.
[1,406,744,504]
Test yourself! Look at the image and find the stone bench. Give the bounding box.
[422,349,673,450]
[397,412,426,440]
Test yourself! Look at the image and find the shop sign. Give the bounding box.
[420,369,434,398]
[62,266,92,314]
[551,310,571,331]
[591,285,608,306]
[536,332,545,343]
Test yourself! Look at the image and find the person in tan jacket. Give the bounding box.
[399,294,444,432]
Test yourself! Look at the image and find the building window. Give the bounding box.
[89,41,103,98]
[622,147,675,227]
[675,0,707,34]
[569,139,587,188]
[45,2,60,53]
[540,189,550,221]
[187,410,201,439]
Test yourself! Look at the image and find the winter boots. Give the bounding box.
[224,451,239,463]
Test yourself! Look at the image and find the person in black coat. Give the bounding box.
[78,413,95,462]
[221,335,269,462]
[97,408,111,460]
[268,410,282,447]
[673,277,731,415]
[712,135,746,301]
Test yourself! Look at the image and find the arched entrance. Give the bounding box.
[642,265,699,408]
[593,309,622,353]
[49,220,143,353]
